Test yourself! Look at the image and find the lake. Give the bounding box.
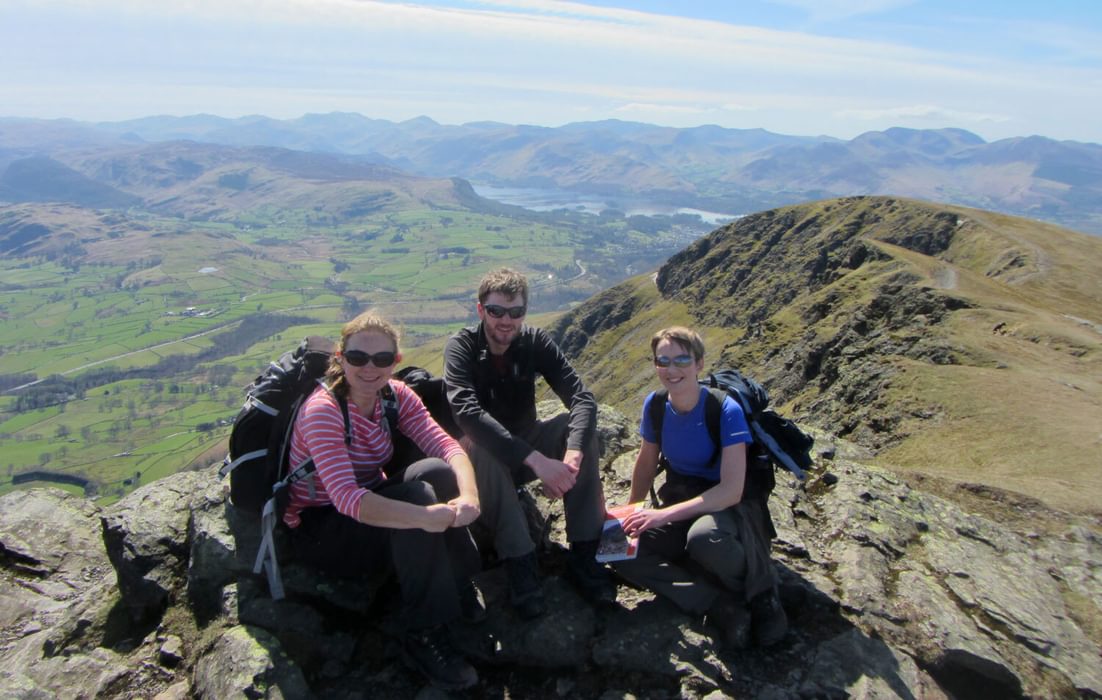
[471,184,739,225]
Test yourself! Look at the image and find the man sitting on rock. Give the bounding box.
[444,267,616,618]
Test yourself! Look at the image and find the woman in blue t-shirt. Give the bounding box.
[613,326,788,649]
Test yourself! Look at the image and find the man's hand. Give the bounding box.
[526,451,579,499]
[562,449,584,472]
[448,495,481,527]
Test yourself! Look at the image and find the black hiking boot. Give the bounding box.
[401,625,478,690]
[705,595,752,650]
[505,551,547,620]
[458,580,487,624]
[566,540,617,606]
[750,587,788,647]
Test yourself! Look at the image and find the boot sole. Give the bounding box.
[400,647,479,691]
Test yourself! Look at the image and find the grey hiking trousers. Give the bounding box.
[465,412,606,558]
[612,498,777,614]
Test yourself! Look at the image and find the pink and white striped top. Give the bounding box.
[283,380,465,528]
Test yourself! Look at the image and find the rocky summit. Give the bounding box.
[0,402,1099,699]
[2,195,1099,698]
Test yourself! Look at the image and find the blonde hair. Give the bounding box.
[325,312,400,397]
[650,326,705,361]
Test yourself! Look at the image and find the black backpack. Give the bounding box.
[394,366,461,439]
[648,368,814,503]
[221,336,350,516]
[220,335,394,599]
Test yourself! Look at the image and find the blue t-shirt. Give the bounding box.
[640,386,752,481]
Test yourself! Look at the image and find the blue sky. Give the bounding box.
[2,0,1100,142]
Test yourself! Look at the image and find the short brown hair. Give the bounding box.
[650,326,705,361]
[478,267,528,306]
[325,312,400,397]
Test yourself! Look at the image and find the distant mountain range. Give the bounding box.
[3,112,1100,234]
[0,133,471,227]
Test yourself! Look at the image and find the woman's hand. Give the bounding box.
[621,507,668,536]
[448,495,481,527]
[422,503,458,532]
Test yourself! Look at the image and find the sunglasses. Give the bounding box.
[654,354,695,368]
[483,304,527,319]
[342,350,397,368]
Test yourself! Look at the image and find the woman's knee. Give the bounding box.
[685,515,740,562]
[404,458,457,500]
[385,479,439,506]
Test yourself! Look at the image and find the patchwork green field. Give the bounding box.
[1,198,706,503]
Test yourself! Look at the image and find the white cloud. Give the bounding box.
[613,103,710,116]
[765,0,917,22]
[837,105,1010,125]
[721,103,758,112]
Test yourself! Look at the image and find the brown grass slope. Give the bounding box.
[552,196,1102,515]
[53,141,467,219]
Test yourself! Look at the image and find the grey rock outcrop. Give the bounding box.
[192,625,309,700]
[1,406,1099,698]
[101,470,225,625]
[0,488,170,697]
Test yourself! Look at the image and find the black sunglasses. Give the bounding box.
[483,303,527,319]
[654,354,694,368]
[342,350,397,368]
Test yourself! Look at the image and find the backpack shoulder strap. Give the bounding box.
[702,385,725,456]
[379,382,399,436]
[646,390,669,507]
[648,389,669,450]
[320,381,353,446]
[338,395,352,446]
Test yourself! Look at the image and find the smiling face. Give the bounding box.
[478,291,527,355]
[338,330,400,400]
[653,337,704,396]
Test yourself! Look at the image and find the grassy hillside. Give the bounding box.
[0,145,707,504]
[552,196,1102,515]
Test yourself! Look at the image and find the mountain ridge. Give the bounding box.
[4,112,1100,234]
[550,196,1102,516]
[0,138,466,223]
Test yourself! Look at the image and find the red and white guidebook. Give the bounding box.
[596,502,645,562]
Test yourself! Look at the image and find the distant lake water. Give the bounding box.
[471,184,738,225]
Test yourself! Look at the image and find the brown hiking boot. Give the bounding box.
[402,625,478,690]
[706,596,752,650]
[750,587,788,647]
[566,540,617,606]
[505,551,547,620]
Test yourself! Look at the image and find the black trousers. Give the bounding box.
[289,458,479,631]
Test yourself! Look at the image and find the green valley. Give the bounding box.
[0,156,711,503]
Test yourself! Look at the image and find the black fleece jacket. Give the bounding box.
[443,323,597,467]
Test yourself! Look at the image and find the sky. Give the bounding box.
[2,0,1101,143]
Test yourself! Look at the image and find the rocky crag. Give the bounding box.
[1,403,1099,699]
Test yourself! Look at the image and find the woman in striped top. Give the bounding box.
[284,312,482,691]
